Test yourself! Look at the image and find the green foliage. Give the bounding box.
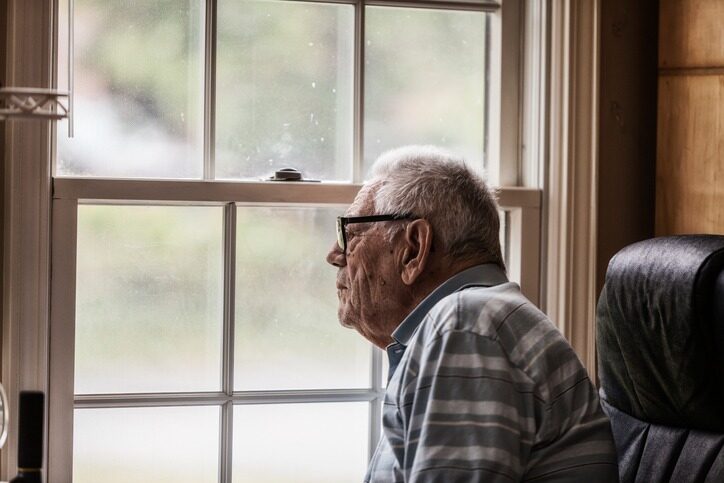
[79,0,203,134]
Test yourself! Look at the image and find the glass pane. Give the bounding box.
[216,0,354,181]
[75,205,223,394]
[233,403,368,483]
[74,406,219,483]
[57,0,204,178]
[364,7,488,178]
[234,207,370,390]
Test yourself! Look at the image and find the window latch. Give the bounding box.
[267,167,320,183]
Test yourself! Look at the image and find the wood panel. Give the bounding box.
[597,0,657,294]
[656,75,724,235]
[660,0,724,68]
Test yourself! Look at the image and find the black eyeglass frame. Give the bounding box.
[336,214,416,252]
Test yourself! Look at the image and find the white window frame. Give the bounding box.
[47,180,540,482]
[543,0,600,374]
[0,0,590,481]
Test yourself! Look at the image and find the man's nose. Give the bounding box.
[326,241,346,268]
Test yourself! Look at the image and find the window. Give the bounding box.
[41,0,542,481]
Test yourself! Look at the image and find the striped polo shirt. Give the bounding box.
[365,264,618,482]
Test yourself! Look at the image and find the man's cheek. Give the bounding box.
[346,288,360,313]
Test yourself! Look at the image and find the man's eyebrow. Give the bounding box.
[346,222,368,232]
[345,219,380,234]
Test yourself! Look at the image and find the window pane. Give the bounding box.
[74,406,219,483]
[75,205,223,394]
[233,403,368,483]
[57,0,204,178]
[216,0,354,181]
[235,207,370,390]
[364,7,488,177]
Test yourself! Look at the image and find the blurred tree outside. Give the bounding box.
[75,205,224,394]
[58,0,205,177]
[364,6,487,176]
[216,0,354,181]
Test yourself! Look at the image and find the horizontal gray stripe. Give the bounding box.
[423,420,534,445]
[415,444,521,469]
[425,399,535,429]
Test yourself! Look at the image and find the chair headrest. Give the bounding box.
[597,235,724,431]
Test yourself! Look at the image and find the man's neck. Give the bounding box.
[412,257,489,299]
[376,258,494,349]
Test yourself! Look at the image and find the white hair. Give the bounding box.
[369,145,504,268]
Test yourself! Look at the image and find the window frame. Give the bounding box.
[47,179,541,481]
[0,0,565,481]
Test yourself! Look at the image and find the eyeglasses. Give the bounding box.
[336,214,416,252]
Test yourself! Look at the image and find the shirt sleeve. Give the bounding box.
[396,328,538,483]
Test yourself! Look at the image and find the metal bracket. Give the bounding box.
[0,87,70,121]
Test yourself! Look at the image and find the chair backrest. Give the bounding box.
[597,235,724,483]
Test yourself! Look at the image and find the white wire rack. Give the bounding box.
[0,87,69,121]
[0,0,74,126]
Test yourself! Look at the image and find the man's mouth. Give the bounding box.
[336,274,348,291]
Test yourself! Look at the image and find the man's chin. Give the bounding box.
[337,308,354,329]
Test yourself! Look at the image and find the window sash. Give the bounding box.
[49,178,540,481]
[60,0,504,184]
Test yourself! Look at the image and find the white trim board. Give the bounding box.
[544,0,600,376]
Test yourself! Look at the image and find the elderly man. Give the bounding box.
[326,146,617,482]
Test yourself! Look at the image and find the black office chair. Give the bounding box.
[597,235,724,482]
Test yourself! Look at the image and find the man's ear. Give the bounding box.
[399,219,433,285]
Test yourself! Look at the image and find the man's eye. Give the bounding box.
[347,225,369,238]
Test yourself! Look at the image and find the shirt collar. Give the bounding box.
[390,263,509,347]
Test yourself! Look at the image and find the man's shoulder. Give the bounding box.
[422,282,550,340]
[416,282,589,402]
